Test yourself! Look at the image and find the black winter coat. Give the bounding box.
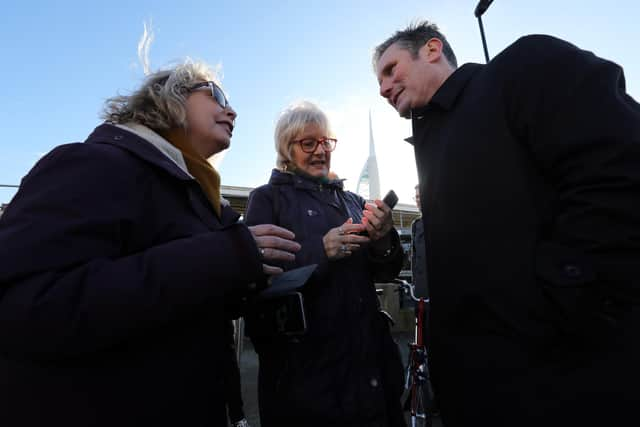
[245,169,405,427]
[0,124,264,426]
[412,35,640,426]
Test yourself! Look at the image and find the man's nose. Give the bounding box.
[379,79,392,98]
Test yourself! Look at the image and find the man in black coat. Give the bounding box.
[373,21,640,426]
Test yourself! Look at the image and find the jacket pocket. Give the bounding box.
[535,241,605,336]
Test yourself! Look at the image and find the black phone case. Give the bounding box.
[358,190,398,236]
[383,190,399,209]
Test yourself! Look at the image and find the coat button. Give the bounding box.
[114,135,123,140]
[563,264,582,278]
[370,378,379,387]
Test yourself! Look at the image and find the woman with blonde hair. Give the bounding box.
[245,100,406,426]
[0,59,300,426]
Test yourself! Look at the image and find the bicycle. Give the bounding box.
[392,278,433,427]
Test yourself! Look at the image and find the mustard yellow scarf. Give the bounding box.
[163,131,222,217]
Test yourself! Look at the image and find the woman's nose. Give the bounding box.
[313,141,326,154]
[226,105,237,120]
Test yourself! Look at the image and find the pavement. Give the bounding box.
[236,329,443,427]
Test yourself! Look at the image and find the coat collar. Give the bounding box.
[86,123,193,182]
[410,63,483,117]
[268,168,345,191]
[85,123,236,227]
[115,123,193,177]
[406,63,483,146]
[268,169,354,218]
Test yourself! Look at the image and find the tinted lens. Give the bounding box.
[211,83,228,108]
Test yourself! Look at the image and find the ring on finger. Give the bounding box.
[260,248,265,257]
[340,244,348,253]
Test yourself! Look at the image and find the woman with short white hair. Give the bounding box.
[245,100,406,427]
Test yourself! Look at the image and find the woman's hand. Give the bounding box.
[362,199,394,242]
[249,224,301,275]
[323,218,370,260]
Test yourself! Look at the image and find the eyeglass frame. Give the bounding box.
[291,136,338,153]
[189,81,230,109]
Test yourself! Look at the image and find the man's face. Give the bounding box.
[376,41,445,118]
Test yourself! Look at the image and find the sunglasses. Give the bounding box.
[189,81,230,109]
[292,137,338,153]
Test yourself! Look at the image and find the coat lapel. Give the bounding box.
[88,124,237,231]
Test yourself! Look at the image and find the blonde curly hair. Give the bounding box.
[102,59,221,132]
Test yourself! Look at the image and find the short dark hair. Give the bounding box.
[373,20,457,69]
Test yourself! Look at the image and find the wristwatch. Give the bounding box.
[231,419,249,427]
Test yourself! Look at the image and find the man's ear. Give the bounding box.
[419,38,443,63]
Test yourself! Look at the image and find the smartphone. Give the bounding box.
[382,189,399,209]
[358,190,398,236]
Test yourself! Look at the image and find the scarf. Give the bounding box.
[163,130,222,217]
[285,164,344,189]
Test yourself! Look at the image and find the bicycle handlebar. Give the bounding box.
[391,278,429,303]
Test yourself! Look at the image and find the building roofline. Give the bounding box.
[221,185,253,198]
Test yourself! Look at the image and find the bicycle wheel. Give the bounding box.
[414,382,432,427]
[403,380,432,427]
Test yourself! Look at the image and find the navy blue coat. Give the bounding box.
[0,124,264,426]
[245,169,404,427]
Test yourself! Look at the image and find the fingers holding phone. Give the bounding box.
[323,218,369,260]
[362,190,397,241]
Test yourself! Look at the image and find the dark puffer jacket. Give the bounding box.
[245,169,405,427]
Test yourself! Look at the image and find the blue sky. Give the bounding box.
[1,0,639,205]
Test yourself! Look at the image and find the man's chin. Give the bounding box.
[396,103,411,119]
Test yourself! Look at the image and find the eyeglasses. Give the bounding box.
[189,81,229,109]
[292,137,338,153]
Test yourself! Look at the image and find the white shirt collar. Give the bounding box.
[115,123,193,178]
[114,122,230,207]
